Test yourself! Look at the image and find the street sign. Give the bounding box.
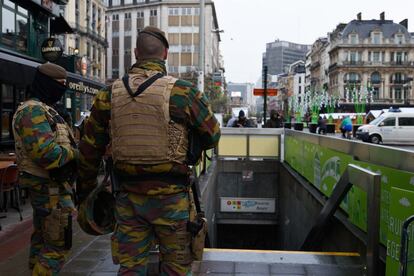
[253,88,277,96]
[41,37,63,62]
[220,197,275,213]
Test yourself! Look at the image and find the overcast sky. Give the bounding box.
[214,0,414,84]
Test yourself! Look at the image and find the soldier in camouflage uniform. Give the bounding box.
[12,63,77,276]
[78,26,220,275]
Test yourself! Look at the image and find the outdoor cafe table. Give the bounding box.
[0,161,14,170]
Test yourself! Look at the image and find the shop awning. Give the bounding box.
[0,50,105,94]
[50,15,74,35]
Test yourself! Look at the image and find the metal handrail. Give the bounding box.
[400,215,414,276]
[301,164,381,276]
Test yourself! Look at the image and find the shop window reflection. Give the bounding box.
[16,15,28,52]
[1,3,29,53]
[1,84,13,141]
[1,7,15,48]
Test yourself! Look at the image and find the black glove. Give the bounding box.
[49,160,78,184]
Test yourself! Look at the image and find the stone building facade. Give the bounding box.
[309,37,329,92]
[328,13,414,105]
[105,0,222,81]
[60,0,107,82]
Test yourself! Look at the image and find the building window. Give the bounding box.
[136,0,145,3]
[112,14,119,21]
[372,32,381,44]
[112,0,120,6]
[349,34,358,44]
[371,72,381,84]
[373,52,380,63]
[395,34,405,44]
[182,45,192,53]
[150,9,157,27]
[124,0,133,4]
[137,12,144,29]
[394,87,402,100]
[349,51,359,64]
[344,73,360,83]
[396,52,403,64]
[125,13,131,19]
[391,73,405,84]
[169,66,178,73]
[87,42,90,58]
[169,8,179,16]
[181,7,192,15]
[1,2,29,53]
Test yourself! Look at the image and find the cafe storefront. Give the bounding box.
[0,51,105,150]
[65,74,103,124]
[0,1,105,150]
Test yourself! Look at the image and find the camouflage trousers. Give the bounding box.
[25,177,75,276]
[111,191,193,276]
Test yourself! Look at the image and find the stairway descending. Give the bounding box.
[192,248,365,276]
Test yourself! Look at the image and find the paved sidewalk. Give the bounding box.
[0,217,100,275]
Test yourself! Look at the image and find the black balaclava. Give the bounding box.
[30,69,67,105]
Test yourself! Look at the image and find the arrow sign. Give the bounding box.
[253,88,277,96]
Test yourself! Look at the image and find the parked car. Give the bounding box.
[356,108,414,144]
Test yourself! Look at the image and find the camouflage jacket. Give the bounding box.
[78,59,221,195]
[13,98,77,189]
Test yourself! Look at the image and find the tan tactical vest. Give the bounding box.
[12,100,76,179]
[111,69,189,165]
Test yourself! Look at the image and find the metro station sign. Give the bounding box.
[253,88,278,96]
[220,197,275,213]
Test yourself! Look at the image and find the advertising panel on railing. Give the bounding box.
[385,187,414,276]
[285,135,414,275]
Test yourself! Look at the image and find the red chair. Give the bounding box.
[0,164,22,221]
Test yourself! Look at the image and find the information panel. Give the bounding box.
[220,197,275,213]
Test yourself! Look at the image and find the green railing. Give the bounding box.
[284,129,414,276]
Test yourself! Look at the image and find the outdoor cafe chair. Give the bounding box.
[0,164,23,222]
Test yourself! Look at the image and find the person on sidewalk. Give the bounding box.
[317,116,327,135]
[232,110,250,127]
[340,115,353,139]
[265,110,282,128]
[12,63,78,275]
[77,26,220,275]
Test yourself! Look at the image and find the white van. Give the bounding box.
[356,109,414,144]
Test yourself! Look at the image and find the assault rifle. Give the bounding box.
[188,168,210,248]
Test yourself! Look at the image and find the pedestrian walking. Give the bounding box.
[340,115,353,139]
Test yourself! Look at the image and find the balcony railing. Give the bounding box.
[343,60,364,66]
